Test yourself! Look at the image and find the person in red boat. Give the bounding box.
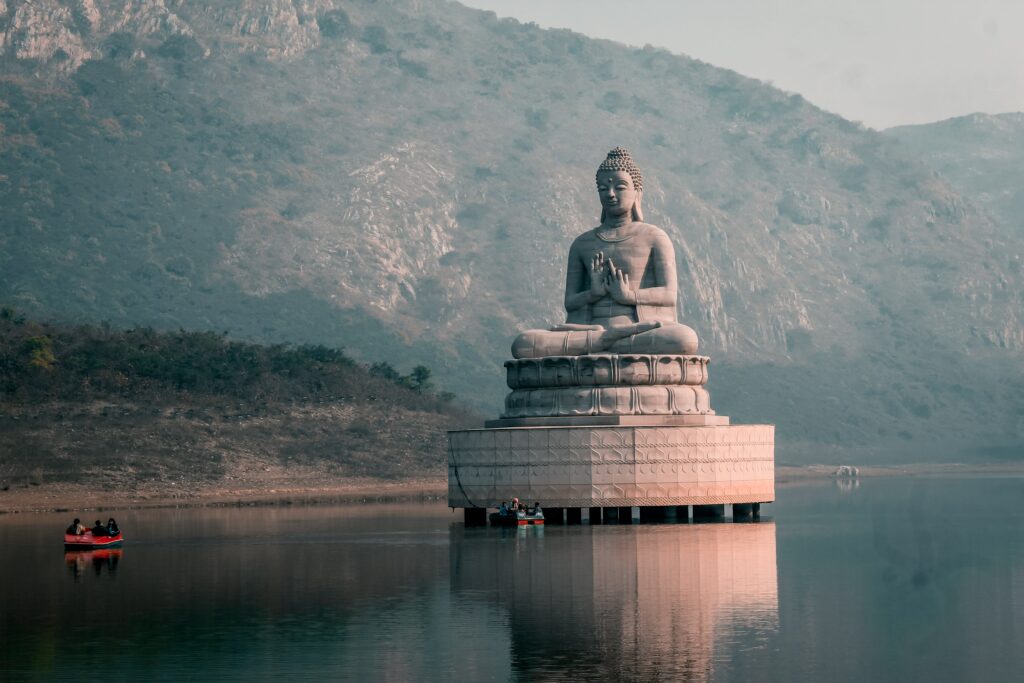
[65,518,86,535]
[91,520,107,537]
[106,518,119,536]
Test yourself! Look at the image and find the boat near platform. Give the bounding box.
[489,510,545,526]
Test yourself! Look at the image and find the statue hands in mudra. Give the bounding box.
[512,147,698,359]
[589,251,639,305]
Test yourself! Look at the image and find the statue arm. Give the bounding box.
[631,231,677,306]
[563,242,595,313]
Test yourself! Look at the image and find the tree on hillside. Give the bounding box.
[24,337,55,371]
[408,365,433,393]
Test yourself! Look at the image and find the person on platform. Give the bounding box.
[66,518,86,535]
[91,520,107,537]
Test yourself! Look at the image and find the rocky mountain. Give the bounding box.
[886,113,1024,236]
[1,0,1022,461]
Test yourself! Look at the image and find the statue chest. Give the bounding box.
[583,238,655,277]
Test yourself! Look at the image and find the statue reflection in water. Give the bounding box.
[450,522,777,681]
[65,549,122,581]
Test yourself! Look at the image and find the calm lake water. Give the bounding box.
[1,476,1022,682]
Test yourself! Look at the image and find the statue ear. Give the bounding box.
[632,190,644,222]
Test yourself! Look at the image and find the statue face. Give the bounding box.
[597,170,637,218]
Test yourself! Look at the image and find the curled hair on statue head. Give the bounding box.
[596,146,643,191]
[596,146,644,222]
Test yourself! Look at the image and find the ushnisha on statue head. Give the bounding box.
[596,146,644,223]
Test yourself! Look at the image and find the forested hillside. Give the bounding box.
[0,309,470,491]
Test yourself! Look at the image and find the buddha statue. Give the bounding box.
[512,147,699,359]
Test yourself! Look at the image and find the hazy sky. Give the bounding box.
[460,0,1024,129]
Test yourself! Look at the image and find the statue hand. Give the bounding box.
[606,263,634,305]
[589,252,607,301]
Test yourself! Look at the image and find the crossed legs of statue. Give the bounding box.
[511,321,699,359]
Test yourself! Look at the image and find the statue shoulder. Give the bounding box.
[634,223,674,247]
[569,228,602,250]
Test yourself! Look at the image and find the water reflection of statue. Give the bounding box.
[450,523,778,680]
[512,147,698,358]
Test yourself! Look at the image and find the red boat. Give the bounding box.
[64,531,124,549]
[489,510,545,526]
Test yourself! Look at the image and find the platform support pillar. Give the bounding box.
[733,503,753,520]
[464,507,487,526]
[639,506,665,522]
[693,504,725,520]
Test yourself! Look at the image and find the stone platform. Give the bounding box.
[448,423,774,509]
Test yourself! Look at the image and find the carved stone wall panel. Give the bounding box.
[528,428,550,461]
[495,464,527,488]
[493,429,511,452]
[448,425,775,507]
[566,446,590,464]
[566,428,593,449]
[589,463,608,486]
[570,464,594,489]
[509,429,530,453]
[547,427,570,451]
[593,427,632,450]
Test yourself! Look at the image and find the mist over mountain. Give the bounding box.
[1,0,1022,462]
[887,113,1024,236]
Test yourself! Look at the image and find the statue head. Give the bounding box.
[596,147,644,222]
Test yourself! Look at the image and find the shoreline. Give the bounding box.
[0,479,450,514]
[774,461,1024,482]
[1,462,1021,514]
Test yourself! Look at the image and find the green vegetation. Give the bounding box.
[369,361,435,394]
[0,310,457,412]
